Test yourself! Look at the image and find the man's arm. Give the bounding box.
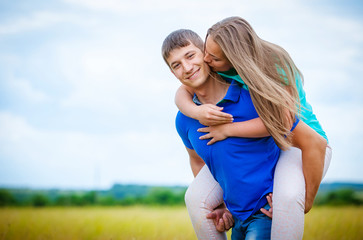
[185,147,205,177]
[291,121,327,213]
[184,147,234,232]
[206,202,234,232]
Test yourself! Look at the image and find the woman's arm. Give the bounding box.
[175,85,269,143]
[175,85,233,126]
[291,121,327,213]
[198,118,270,145]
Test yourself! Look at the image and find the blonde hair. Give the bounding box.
[207,17,302,150]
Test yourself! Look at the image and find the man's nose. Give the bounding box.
[183,62,193,73]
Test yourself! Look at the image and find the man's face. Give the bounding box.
[167,42,210,89]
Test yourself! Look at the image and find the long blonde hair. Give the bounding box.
[207,16,302,150]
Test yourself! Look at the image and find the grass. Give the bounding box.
[0,206,362,240]
[0,206,194,240]
[303,206,363,240]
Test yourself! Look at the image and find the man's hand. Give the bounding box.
[198,124,230,145]
[206,207,234,232]
[260,193,273,218]
[196,104,233,126]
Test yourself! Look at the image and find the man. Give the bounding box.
[162,29,285,239]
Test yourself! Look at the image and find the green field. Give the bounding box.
[0,206,362,239]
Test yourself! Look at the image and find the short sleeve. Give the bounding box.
[290,116,300,132]
[175,112,194,150]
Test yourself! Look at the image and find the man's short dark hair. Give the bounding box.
[161,29,204,66]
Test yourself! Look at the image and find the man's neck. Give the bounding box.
[194,73,229,105]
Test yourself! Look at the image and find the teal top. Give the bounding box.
[217,69,328,142]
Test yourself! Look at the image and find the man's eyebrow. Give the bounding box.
[184,50,195,56]
[170,50,196,67]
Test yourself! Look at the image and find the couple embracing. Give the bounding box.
[162,16,331,240]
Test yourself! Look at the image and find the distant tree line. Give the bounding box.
[314,188,363,206]
[0,187,186,207]
[1,187,362,207]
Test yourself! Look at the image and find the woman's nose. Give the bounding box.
[204,53,211,63]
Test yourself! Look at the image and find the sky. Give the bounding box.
[0,0,362,189]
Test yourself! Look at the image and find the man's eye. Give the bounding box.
[187,54,194,58]
[172,64,180,69]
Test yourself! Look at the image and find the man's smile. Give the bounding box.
[186,68,200,80]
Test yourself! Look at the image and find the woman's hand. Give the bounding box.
[198,124,230,145]
[196,104,233,126]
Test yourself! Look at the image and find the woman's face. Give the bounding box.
[204,36,233,72]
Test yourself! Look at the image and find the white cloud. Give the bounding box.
[0,11,78,35]
[0,0,362,188]
[63,0,232,14]
[7,77,49,103]
[0,11,61,35]
[46,26,181,115]
[0,112,190,188]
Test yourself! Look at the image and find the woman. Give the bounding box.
[176,17,332,239]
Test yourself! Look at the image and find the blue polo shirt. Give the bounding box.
[176,80,299,221]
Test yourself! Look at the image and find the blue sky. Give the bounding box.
[0,0,362,189]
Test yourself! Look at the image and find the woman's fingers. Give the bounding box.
[204,105,233,120]
[198,127,210,133]
[199,133,211,140]
[210,111,233,120]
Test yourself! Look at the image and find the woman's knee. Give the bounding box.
[185,184,200,210]
[185,183,212,211]
[185,182,223,212]
[185,165,224,212]
[273,185,305,210]
[273,176,305,209]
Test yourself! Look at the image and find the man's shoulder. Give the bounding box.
[176,110,186,120]
[176,111,192,124]
[175,111,199,129]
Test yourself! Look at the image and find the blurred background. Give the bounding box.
[0,0,362,190]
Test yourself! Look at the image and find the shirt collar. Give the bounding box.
[192,80,241,105]
[218,70,249,90]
